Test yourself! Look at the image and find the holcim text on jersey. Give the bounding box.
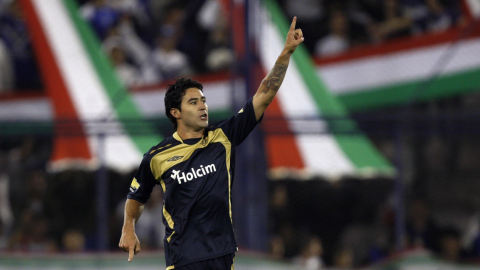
[171,164,217,184]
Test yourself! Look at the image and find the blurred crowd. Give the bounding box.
[0,136,166,253]
[0,0,466,92]
[79,0,233,87]
[268,180,480,269]
[279,0,466,57]
[0,0,234,92]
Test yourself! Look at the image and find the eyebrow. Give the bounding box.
[187,97,206,102]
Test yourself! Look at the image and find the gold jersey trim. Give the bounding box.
[160,178,166,193]
[150,133,206,184]
[167,231,175,242]
[163,205,174,229]
[173,131,183,143]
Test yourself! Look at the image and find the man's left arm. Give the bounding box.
[252,16,304,120]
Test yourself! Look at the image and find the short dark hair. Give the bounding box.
[164,78,203,130]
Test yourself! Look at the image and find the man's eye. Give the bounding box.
[191,102,196,105]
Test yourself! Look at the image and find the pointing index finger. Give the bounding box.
[290,16,297,30]
[128,247,134,262]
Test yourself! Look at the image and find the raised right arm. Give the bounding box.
[119,199,144,262]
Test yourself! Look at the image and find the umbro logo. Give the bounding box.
[167,156,184,162]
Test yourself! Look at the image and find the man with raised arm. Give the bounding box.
[119,17,304,270]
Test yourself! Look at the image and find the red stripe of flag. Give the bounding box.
[20,0,92,162]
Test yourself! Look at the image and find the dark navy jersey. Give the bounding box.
[127,99,262,269]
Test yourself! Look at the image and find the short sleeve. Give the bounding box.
[216,98,263,147]
[127,156,157,204]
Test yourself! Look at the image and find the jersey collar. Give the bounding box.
[173,132,183,143]
[172,130,208,145]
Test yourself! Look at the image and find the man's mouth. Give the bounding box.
[200,113,208,120]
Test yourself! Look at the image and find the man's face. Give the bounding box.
[175,88,208,131]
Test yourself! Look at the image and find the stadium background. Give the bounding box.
[0,0,480,269]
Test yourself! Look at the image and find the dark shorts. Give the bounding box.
[174,253,235,270]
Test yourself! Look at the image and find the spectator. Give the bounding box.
[62,229,86,252]
[315,9,350,57]
[270,235,286,260]
[151,4,193,79]
[152,31,193,79]
[402,0,431,34]
[158,4,185,38]
[293,237,325,270]
[337,223,377,266]
[146,0,177,27]
[404,0,460,35]
[0,0,42,90]
[279,222,301,259]
[438,227,465,263]
[202,2,233,72]
[425,0,456,32]
[81,0,120,40]
[106,41,142,87]
[332,248,354,269]
[25,170,48,215]
[343,1,375,47]
[369,0,412,42]
[106,18,162,85]
[196,0,220,32]
[269,184,291,235]
[405,198,441,251]
[103,4,192,83]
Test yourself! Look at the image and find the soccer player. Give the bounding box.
[119,17,304,270]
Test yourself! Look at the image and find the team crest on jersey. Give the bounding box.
[130,178,140,193]
[167,156,184,162]
[201,137,208,146]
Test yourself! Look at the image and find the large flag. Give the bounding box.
[17,0,395,178]
[259,0,394,179]
[316,22,480,112]
[20,0,161,172]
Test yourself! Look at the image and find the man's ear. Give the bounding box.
[170,108,181,119]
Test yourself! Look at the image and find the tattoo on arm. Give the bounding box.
[261,63,288,94]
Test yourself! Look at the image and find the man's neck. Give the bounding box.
[176,127,204,141]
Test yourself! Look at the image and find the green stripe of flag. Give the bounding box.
[339,67,480,111]
[266,0,394,174]
[63,0,162,152]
